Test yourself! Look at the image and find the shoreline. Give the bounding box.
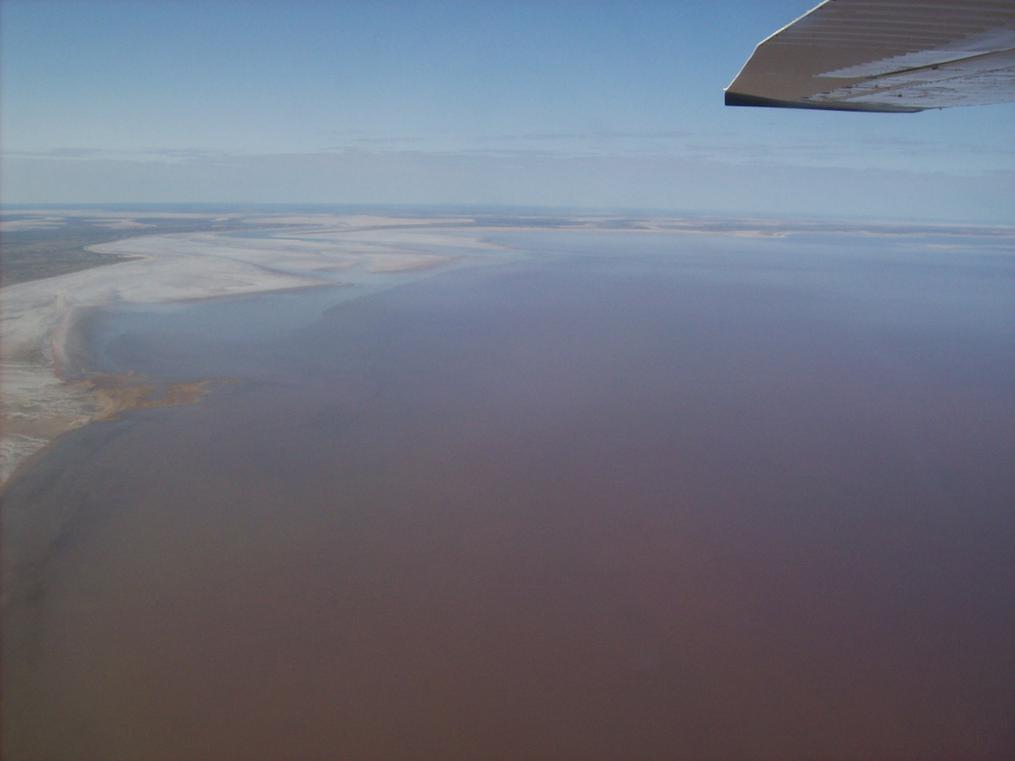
[5,211,1012,488]
[0,214,506,488]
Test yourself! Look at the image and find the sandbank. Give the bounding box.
[0,213,490,486]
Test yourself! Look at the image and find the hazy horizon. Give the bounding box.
[3,1,1015,222]
[5,203,1015,229]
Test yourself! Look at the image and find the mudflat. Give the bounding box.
[0,211,496,483]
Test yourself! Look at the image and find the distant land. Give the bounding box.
[1,205,1015,485]
[3,207,1014,487]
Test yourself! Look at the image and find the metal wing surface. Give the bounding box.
[725,0,1015,112]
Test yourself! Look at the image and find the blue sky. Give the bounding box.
[3,0,1014,221]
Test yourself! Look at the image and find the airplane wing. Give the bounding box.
[725,0,1015,112]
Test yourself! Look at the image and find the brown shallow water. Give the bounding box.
[4,231,1015,760]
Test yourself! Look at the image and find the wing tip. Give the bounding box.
[724,89,924,113]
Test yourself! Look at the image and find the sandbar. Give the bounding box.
[0,212,494,485]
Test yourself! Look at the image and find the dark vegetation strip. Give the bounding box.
[0,217,240,286]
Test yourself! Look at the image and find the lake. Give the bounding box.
[4,228,1014,760]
